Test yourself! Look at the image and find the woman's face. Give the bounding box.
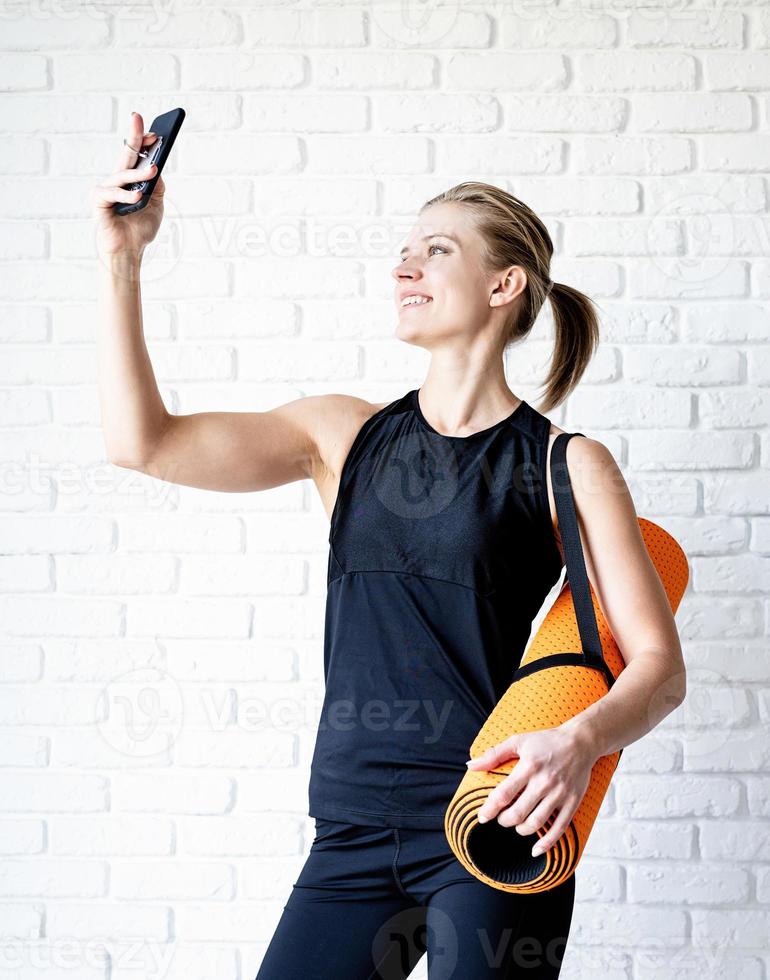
[392,203,506,351]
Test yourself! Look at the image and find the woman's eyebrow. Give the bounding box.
[400,233,460,259]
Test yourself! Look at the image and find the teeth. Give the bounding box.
[401,296,432,307]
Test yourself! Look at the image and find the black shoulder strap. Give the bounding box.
[550,431,615,687]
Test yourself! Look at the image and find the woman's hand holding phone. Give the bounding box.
[90,111,165,260]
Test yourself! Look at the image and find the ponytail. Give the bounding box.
[536,280,600,415]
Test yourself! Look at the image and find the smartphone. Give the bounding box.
[113,107,185,216]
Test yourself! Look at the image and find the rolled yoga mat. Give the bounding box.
[444,431,689,893]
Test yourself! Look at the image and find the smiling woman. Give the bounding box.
[392,184,600,417]
[93,139,685,977]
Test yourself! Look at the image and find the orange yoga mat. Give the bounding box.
[444,432,689,893]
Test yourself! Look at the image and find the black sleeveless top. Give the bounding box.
[307,388,564,829]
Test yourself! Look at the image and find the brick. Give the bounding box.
[111,772,233,814]
[0,859,107,897]
[111,860,234,900]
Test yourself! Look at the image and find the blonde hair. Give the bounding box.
[421,181,600,414]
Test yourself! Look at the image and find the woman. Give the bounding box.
[91,113,686,979]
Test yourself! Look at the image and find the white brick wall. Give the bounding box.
[1,1,768,978]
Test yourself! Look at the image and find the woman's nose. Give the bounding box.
[393,262,420,279]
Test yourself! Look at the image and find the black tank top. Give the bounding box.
[307,387,564,829]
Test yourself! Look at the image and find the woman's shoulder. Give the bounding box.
[314,392,393,461]
[308,392,396,519]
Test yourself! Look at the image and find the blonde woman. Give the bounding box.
[91,113,686,979]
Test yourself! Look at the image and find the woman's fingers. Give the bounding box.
[92,112,163,214]
[104,162,156,188]
[530,798,577,856]
[119,111,145,169]
[477,772,527,824]
[92,183,143,210]
[91,113,163,218]
[118,112,158,171]
[507,790,558,834]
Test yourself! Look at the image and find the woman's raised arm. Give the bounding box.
[131,398,323,493]
[91,112,374,495]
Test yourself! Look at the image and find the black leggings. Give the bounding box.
[254,818,576,979]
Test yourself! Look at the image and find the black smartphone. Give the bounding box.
[113,106,185,216]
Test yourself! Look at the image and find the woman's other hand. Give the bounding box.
[90,110,165,259]
[467,726,597,857]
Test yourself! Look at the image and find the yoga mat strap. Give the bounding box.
[551,432,614,687]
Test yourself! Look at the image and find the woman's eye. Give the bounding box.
[399,243,447,263]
